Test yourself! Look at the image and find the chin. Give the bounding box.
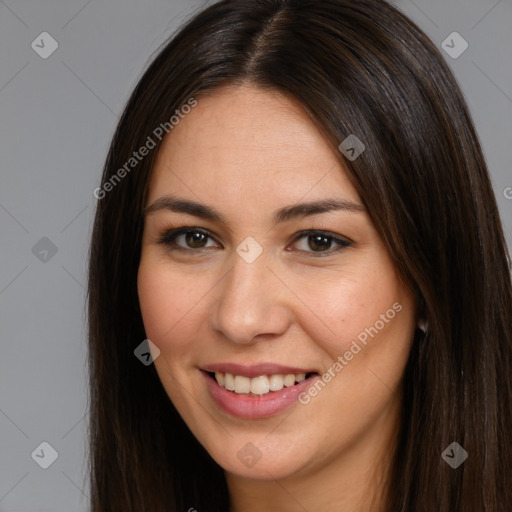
[202,432,313,481]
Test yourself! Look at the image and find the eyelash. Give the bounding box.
[156,226,352,257]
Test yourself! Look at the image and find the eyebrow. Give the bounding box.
[143,194,365,225]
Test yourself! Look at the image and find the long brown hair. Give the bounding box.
[87,0,512,510]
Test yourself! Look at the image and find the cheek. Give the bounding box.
[137,257,207,353]
[299,268,400,328]
[291,259,414,363]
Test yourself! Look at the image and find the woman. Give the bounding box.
[87,0,512,510]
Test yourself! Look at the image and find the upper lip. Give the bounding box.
[201,363,317,378]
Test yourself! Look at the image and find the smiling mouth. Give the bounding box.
[205,371,318,396]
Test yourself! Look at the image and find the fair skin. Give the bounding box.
[137,84,417,512]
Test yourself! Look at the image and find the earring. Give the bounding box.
[417,318,428,334]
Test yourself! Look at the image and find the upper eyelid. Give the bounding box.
[158,227,218,245]
[158,227,352,249]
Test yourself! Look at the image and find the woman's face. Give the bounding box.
[138,84,417,482]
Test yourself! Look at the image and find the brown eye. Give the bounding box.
[292,231,351,256]
[158,228,219,251]
[184,231,209,248]
[308,234,332,252]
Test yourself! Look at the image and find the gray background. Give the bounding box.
[0,0,511,510]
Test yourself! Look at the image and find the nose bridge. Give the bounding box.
[211,247,291,344]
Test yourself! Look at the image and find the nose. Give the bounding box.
[209,249,292,345]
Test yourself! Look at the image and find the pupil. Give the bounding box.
[309,235,331,251]
[186,232,206,248]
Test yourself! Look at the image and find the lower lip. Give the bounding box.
[202,371,319,419]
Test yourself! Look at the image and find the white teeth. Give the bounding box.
[224,373,235,391]
[283,374,296,387]
[250,375,270,395]
[234,375,251,394]
[269,374,284,391]
[213,372,311,395]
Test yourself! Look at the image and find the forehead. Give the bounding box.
[147,84,360,210]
